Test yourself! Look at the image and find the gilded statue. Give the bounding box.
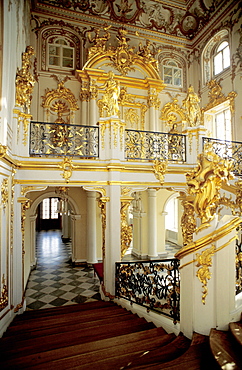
[98,71,120,117]
[138,39,158,68]
[15,46,35,112]
[87,25,111,59]
[186,145,234,230]
[183,85,201,127]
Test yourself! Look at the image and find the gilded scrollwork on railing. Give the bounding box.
[203,137,242,176]
[125,129,186,162]
[115,259,180,323]
[15,46,35,112]
[30,121,99,157]
[196,245,216,304]
[186,143,234,231]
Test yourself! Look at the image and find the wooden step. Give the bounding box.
[66,333,191,370]
[13,300,113,321]
[31,333,176,370]
[131,333,218,370]
[1,310,136,342]
[2,327,167,369]
[2,319,155,360]
[209,328,242,369]
[229,321,242,347]
[4,305,128,333]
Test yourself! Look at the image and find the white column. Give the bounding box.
[29,214,37,267]
[71,214,81,263]
[89,98,97,126]
[149,106,156,131]
[148,189,158,258]
[87,191,98,264]
[62,212,69,240]
[81,100,88,125]
[104,184,121,296]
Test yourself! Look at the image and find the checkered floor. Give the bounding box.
[25,230,101,310]
[25,230,181,310]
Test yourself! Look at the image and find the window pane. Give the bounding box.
[173,68,182,86]
[49,56,60,66]
[63,58,73,68]
[42,199,50,219]
[217,41,228,52]
[51,198,59,219]
[168,61,177,66]
[223,46,230,69]
[63,47,73,58]
[214,52,223,75]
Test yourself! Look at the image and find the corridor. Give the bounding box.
[25,230,101,310]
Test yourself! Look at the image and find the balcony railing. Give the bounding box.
[30,121,99,157]
[125,129,186,162]
[115,259,180,323]
[203,137,242,176]
[236,239,242,295]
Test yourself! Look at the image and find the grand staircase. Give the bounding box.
[0,300,241,369]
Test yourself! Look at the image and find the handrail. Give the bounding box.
[115,258,180,323]
[125,129,186,162]
[29,121,99,158]
[203,137,242,176]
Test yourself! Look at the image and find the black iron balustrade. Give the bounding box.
[115,259,180,323]
[125,129,186,162]
[236,239,242,295]
[30,121,99,158]
[203,137,242,176]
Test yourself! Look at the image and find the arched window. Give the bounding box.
[163,60,182,87]
[48,38,74,69]
[202,30,230,85]
[213,41,230,76]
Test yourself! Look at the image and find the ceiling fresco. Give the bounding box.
[33,0,235,39]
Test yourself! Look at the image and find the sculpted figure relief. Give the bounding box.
[98,71,120,117]
[183,85,201,126]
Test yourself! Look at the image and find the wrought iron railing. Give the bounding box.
[125,129,186,162]
[203,137,242,176]
[30,121,99,157]
[115,259,180,323]
[236,239,242,295]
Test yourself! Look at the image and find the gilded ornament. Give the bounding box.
[120,196,133,259]
[0,274,8,312]
[148,88,160,109]
[180,194,196,246]
[196,245,216,304]
[182,85,202,127]
[203,80,237,114]
[98,196,109,259]
[1,178,8,210]
[87,25,111,59]
[153,160,168,185]
[119,86,135,105]
[59,158,74,182]
[186,144,234,231]
[138,39,159,70]
[124,108,139,129]
[21,186,47,197]
[15,46,35,112]
[0,144,7,158]
[160,97,186,133]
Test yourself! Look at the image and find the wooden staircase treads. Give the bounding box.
[66,333,191,370]
[4,305,129,333]
[209,328,242,369]
[31,333,176,370]
[2,319,155,360]
[13,300,113,321]
[1,311,136,343]
[229,321,242,347]
[2,327,167,369]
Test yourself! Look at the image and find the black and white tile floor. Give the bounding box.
[25,230,101,310]
[25,230,181,310]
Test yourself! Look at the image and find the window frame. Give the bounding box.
[163,60,183,88]
[47,37,75,70]
[213,40,230,77]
